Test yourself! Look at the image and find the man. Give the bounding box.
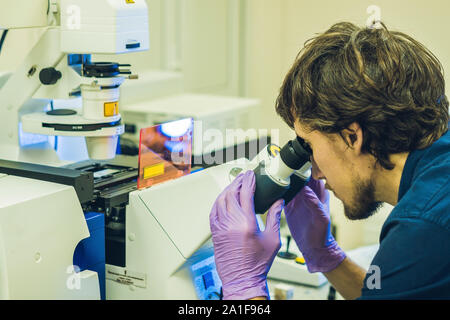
[209,22,449,300]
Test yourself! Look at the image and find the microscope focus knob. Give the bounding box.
[39,67,62,85]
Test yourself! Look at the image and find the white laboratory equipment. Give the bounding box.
[120,93,261,163]
[105,159,251,299]
[0,0,150,299]
[0,0,149,164]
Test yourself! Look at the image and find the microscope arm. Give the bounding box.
[0,28,64,149]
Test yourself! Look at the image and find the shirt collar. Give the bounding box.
[398,150,421,202]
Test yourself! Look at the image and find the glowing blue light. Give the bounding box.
[18,122,49,147]
[160,118,192,138]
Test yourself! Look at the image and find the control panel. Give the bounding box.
[191,255,222,300]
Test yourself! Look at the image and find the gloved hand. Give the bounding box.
[210,170,285,300]
[284,177,346,273]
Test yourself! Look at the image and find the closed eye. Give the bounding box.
[303,140,313,154]
[297,136,313,155]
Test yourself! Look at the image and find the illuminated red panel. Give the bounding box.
[137,118,193,190]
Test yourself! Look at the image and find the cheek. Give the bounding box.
[311,149,347,189]
[310,157,322,180]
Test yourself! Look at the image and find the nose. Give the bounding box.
[310,156,325,180]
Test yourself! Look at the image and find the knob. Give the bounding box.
[39,67,62,85]
[277,235,297,260]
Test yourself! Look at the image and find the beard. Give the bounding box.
[342,173,383,221]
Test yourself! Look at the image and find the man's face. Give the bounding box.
[294,119,382,220]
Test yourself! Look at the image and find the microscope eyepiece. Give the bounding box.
[295,136,313,156]
[279,137,311,170]
[252,137,312,214]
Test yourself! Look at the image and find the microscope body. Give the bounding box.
[252,137,312,214]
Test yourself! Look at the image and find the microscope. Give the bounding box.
[0,0,149,299]
[249,137,328,287]
[252,136,312,213]
[0,0,149,164]
[0,1,325,300]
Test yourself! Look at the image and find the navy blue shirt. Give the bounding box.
[359,127,450,299]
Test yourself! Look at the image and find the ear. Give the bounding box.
[340,122,363,155]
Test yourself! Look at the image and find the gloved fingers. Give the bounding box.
[212,195,229,232]
[218,173,245,210]
[284,189,304,217]
[284,184,323,220]
[264,199,284,234]
[285,178,323,210]
[307,178,329,204]
[302,186,331,222]
[239,170,257,218]
[225,188,257,232]
[234,171,246,182]
[209,201,221,232]
[213,174,245,229]
[302,186,323,210]
[228,174,245,204]
[323,190,330,212]
[227,172,245,194]
[306,179,331,216]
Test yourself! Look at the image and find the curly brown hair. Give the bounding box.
[276,22,449,170]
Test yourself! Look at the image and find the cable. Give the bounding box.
[0,29,9,55]
[327,285,336,300]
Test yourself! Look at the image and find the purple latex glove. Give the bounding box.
[285,178,346,273]
[210,170,285,300]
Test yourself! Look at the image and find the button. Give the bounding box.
[268,144,281,157]
[202,272,214,289]
[47,109,77,116]
[295,256,306,265]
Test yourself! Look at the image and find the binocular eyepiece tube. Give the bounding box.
[253,137,312,214]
